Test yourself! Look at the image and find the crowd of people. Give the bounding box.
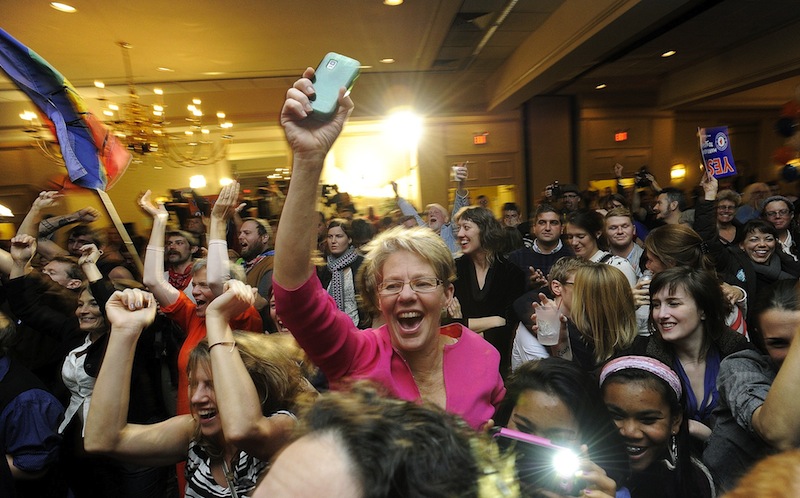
[0,66,798,498]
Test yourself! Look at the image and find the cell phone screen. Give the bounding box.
[492,428,585,496]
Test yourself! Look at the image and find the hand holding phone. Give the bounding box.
[492,427,586,496]
[310,52,361,121]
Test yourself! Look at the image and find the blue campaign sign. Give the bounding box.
[699,126,737,178]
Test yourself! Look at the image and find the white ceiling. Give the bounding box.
[2,0,800,158]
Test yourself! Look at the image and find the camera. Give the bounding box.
[492,427,586,496]
[545,181,562,199]
[634,166,652,188]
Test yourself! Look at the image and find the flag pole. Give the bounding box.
[94,188,144,276]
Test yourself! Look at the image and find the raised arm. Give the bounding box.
[207,182,243,297]
[448,163,469,236]
[392,181,424,226]
[84,289,193,466]
[17,191,74,259]
[273,67,353,289]
[140,190,180,307]
[204,280,295,460]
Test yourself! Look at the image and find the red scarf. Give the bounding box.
[168,265,193,290]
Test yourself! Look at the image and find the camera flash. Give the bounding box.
[552,448,580,478]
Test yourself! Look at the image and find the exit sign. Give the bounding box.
[614,131,628,142]
[473,132,488,145]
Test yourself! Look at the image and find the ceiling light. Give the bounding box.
[50,2,77,13]
[94,81,105,89]
[595,83,607,90]
[384,0,403,5]
[156,67,175,72]
[379,58,395,64]
[661,50,676,58]
[23,42,232,167]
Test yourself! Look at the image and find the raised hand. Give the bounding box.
[77,207,101,223]
[105,288,156,332]
[211,182,244,221]
[206,279,257,320]
[9,234,36,265]
[32,191,62,211]
[700,169,718,201]
[138,190,169,221]
[280,67,354,161]
[78,244,103,266]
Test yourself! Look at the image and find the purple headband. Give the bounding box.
[599,355,682,399]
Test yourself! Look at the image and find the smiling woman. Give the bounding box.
[273,68,505,429]
[600,356,717,498]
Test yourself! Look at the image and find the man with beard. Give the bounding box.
[164,230,199,302]
[237,217,274,312]
[392,163,468,254]
[652,187,686,225]
[558,184,582,215]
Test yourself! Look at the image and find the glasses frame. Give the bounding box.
[377,277,443,296]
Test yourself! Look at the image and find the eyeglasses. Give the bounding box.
[378,277,442,295]
[561,194,580,199]
[765,209,791,218]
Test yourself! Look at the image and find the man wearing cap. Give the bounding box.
[392,163,469,254]
[558,184,582,214]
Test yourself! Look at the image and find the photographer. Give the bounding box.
[614,164,664,230]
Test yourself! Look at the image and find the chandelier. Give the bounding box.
[21,41,233,167]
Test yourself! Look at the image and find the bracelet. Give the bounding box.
[208,341,236,353]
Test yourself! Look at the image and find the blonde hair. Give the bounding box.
[188,331,317,455]
[357,226,455,314]
[571,265,637,363]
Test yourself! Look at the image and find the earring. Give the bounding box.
[665,433,678,470]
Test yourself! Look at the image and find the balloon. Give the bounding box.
[783,164,799,182]
[776,117,797,137]
[773,146,795,165]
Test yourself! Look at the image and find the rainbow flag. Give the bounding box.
[0,29,130,190]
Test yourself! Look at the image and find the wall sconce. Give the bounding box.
[670,164,686,181]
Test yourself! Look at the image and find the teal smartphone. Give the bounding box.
[310,52,360,121]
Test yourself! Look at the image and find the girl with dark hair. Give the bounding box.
[600,356,716,498]
[694,172,800,318]
[705,280,800,491]
[318,218,369,328]
[496,358,629,496]
[624,268,750,442]
[566,210,637,286]
[454,206,526,376]
[641,223,748,338]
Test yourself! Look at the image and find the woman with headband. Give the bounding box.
[600,355,716,498]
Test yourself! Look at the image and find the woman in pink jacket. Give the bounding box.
[273,67,504,429]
